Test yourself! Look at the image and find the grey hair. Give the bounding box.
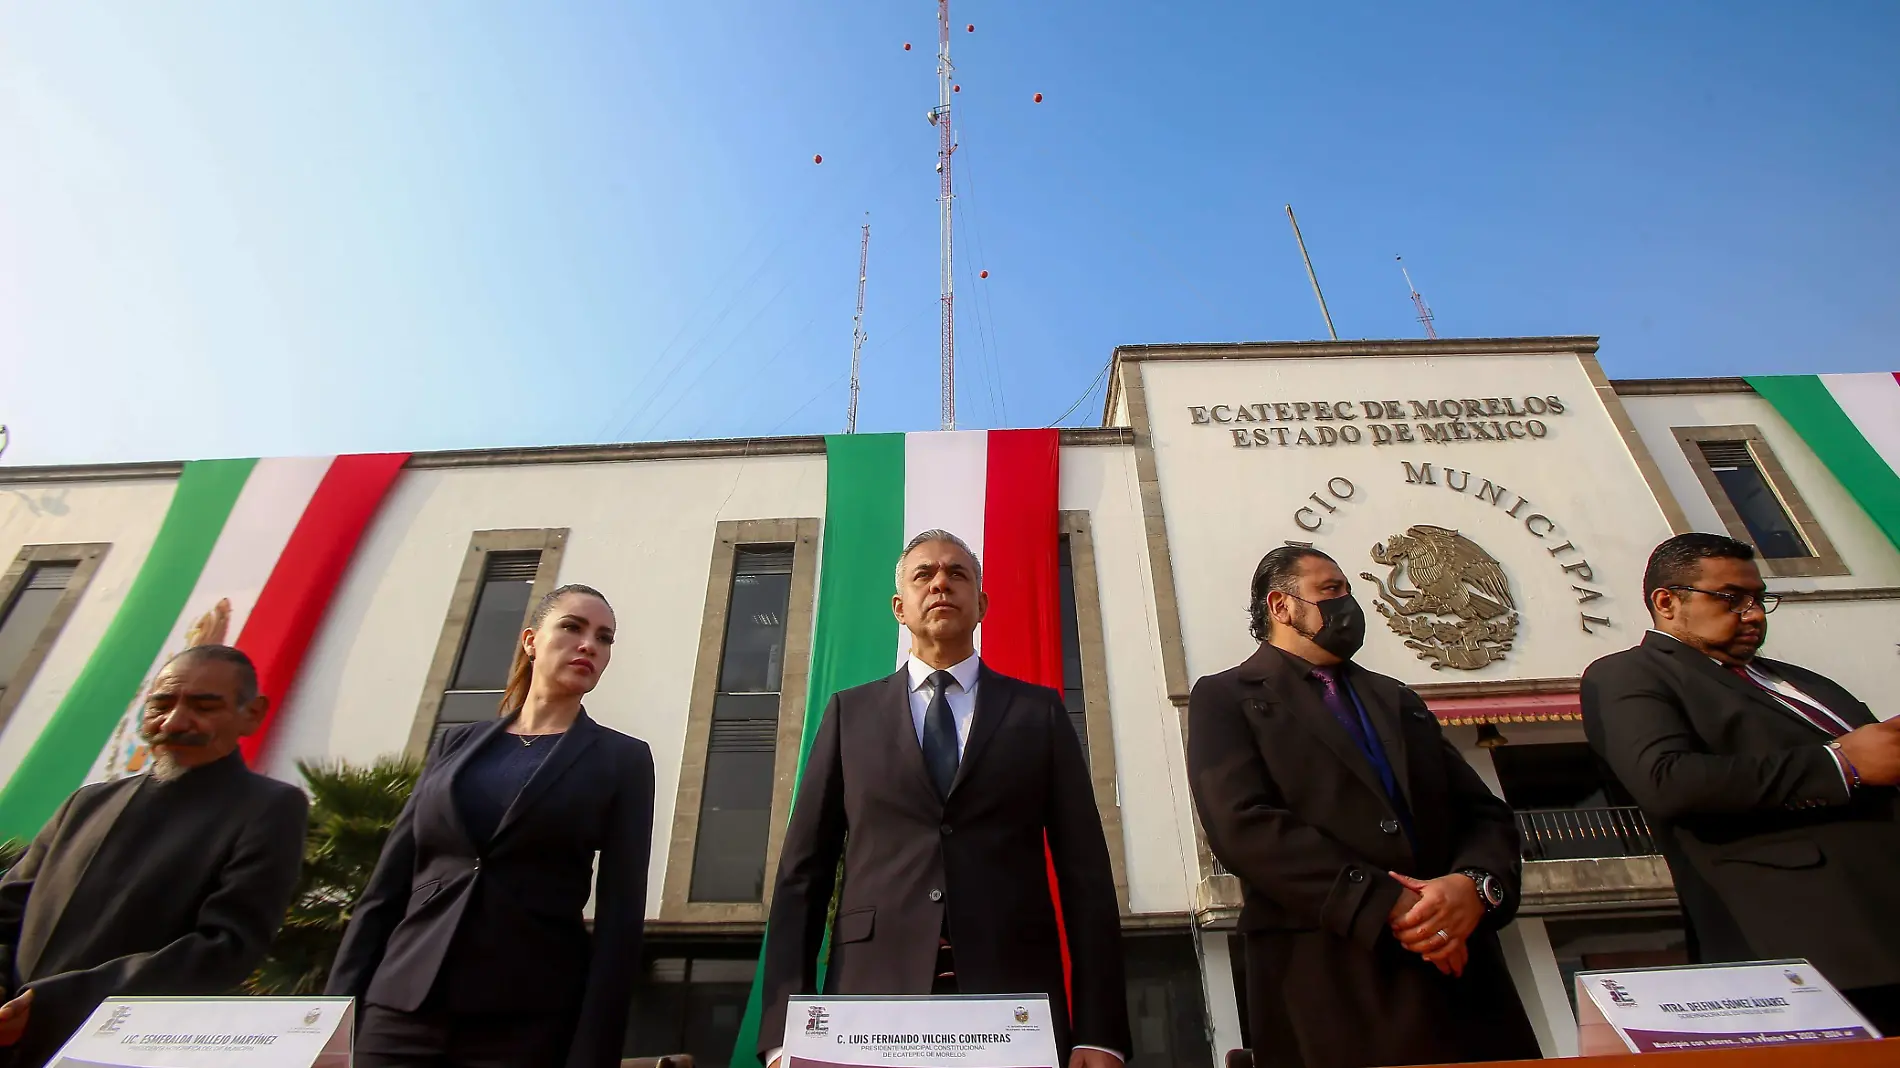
[894,529,983,589]
[163,644,260,706]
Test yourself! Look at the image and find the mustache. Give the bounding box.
[142,730,213,748]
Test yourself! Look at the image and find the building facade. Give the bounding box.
[0,337,1893,1064]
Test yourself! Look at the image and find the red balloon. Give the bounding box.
[813,154,823,164]
[1033,92,1044,103]
[979,270,989,279]
[966,23,974,32]
[953,84,960,93]
[903,42,912,51]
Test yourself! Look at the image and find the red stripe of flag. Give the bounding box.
[978,428,1074,1021]
[237,453,409,763]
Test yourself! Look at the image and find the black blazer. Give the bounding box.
[761,664,1130,1062]
[327,711,654,1068]
[0,752,307,1067]
[1582,632,1900,990]
[1188,645,1538,1067]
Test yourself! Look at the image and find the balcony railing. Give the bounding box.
[1516,806,1657,862]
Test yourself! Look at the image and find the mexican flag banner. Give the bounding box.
[1747,373,1900,553]
[0,454,408,842]
[728,428,1067,1065]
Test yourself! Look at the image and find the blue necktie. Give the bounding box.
[922,670,960,798]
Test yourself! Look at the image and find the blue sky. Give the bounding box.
[3,2,1896,466]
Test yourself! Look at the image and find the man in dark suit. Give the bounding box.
[1188,546,1539,1068]
[0,645,307,1067]
[1583,532,1900,1034]
[761,530,1130,1068]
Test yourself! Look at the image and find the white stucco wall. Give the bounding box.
[1060,444,1199,916]
[1135,352,1680,688]
[0,478,176,784]
[1619,390,1900,590]
[263,451,830,910]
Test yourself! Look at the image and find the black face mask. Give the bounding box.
[1288,592,1367,661]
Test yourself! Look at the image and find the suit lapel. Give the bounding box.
[883,670,940,801]
[491,711,600,847]
[1349,665,1413,804]
[1646,633,1834,736]
[948,663,1008,797]
[22,776,146,974]
[1240,646,1390,802]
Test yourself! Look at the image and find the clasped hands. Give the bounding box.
[1385,872,1482,978]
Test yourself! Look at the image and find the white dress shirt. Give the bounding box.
[907,652,981,755]
[1646,629,1855,792]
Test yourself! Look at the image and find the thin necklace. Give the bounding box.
[515,732,557,747]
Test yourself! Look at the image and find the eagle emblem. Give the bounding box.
[1360,525,1517,670]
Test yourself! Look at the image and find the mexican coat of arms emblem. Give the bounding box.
[1360,525,1517,670]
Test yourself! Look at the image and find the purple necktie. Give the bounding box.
[1312,667,1370,748]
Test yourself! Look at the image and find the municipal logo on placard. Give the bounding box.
[96,1006,133,1034]
[303,1007,323,1026]
[1598,978,1637,1007]
[1014,1006,1030,1024]
[805,1006,830,1035]
[1786,970,1807,987]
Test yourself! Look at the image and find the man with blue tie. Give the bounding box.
[759,530,1131,1068]
[1188,546,1539,1068]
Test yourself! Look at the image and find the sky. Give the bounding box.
[2,2,1897,466]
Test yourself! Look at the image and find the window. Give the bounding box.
[0,563,78,698]
[690,546,795,903]
[0,544,108,735]
[1057,510,1131,913]
[662,518,819,923]
[622,937,763,1068]
[1058,535,1091,766]
[1674,424,1848,578]
[1123,931,1215,1067]
[1698,441,1808,558]
[435,551,540,732]
[406,529,568,757]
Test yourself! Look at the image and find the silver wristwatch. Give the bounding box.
[1460,868,1505,911]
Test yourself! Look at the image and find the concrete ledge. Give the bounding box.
[1194,874,1245,928]
[1521,855,1677,914]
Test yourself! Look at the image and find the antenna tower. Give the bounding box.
[846,218,871,433]
[1396,256,1437,339]
[932,0,956,429]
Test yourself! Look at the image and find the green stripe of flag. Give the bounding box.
[729,433,906,1067]
[0,458,256,842]
[1747,375,1900,552]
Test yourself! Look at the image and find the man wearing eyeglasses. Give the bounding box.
[1583,532,1900,1034]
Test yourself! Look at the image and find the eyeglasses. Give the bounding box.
[1666,586,1780,615]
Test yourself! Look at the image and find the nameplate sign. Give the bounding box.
[1575,960,1879,1055]
[783,994,1059,1068]
[49,997,352,1068]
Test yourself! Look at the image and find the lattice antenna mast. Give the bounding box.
[1397,256,1437,339]
[846,217,871,433]
[933,0,956,429]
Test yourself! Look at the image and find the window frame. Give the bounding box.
[661,518,820,924]
[404,528,570,758]
[1672,424,1848,578]
[0,542,110,737]
[1059,510,1131,914]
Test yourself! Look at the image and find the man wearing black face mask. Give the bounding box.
[1187,546,1538,1068]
